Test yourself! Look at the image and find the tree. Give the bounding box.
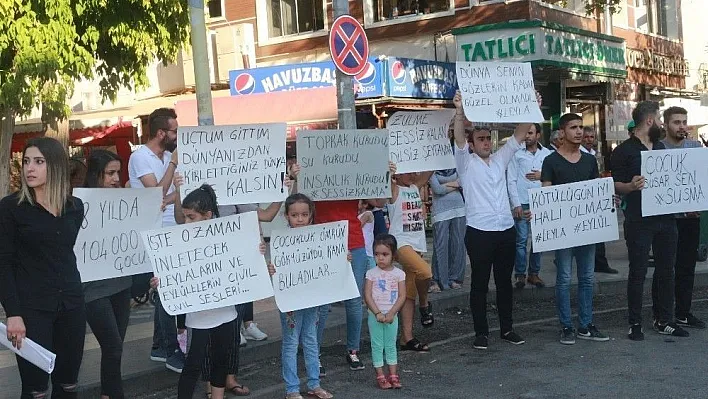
[550,0,624,14]
[0,0,190,196]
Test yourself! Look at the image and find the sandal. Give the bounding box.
[285,393,304,399]
[376,374,392,390]
[399,338,430,352]
[307,387,333,399]
[420,302,434,328]
[228,384,250,396]
[388,374,402,389]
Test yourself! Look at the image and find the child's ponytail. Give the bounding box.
[182,184,220,218]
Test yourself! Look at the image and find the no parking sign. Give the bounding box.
[329,15,370,76]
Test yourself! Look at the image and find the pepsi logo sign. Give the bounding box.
[355,62,377,85]
[390,61,407,85]
[233,73,256,95]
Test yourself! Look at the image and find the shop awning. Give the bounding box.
[174,87,338,138]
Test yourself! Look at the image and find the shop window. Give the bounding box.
[265,0,325,38]
[365,0,454,25]
[634,0,680,39]
[207,0,224,19]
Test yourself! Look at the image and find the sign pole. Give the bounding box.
[332,0,357,130]
[188,0,215,126]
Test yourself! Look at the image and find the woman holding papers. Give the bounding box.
[82,150,132,399]
[0,137,86,398]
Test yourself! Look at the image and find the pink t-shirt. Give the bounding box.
[366,267,406,314]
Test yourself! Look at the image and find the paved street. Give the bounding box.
[138,288,708,399]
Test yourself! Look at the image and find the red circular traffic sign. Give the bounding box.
[329,15,370,76]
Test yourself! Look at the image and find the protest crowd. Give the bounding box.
[2,68,708,399]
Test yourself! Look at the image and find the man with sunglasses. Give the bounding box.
[128,108,185,373]
[452,90,537,350]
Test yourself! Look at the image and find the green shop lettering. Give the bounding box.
[460,34,536,61]
[544,34,624,64]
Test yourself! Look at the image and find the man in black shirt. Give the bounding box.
[541,113,609,345]
[611,101,688,340]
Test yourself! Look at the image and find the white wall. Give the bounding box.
[682,0,708,91]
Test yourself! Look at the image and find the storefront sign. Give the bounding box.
[454,21,627,79]
[625,48,689,76]
[229,58,384,98]
[386,57,457,99]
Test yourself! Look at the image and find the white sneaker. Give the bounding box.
[240,331,247,347]
[243,322,268,341]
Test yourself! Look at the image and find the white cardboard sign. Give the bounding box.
[296,129,391,201]
[456,61,543,123]
[529,177,619,252]
[140,212,274,316]
[641,147,708,216]
[387,109,456,173]
[178,123,288,205]
[73,188,163,282]
[270,221,360,312]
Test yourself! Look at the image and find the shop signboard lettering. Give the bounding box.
[528,177,619,252]
[625,48,689,76]
[74,188,163,282]
[270,221,360,312]
[179,123,288,205]
[641,148,708,216]
[454,22,627,78]
[386,57,457,99]
[140,212,274,316]
[296,129,391,201]
[229,58,384,98]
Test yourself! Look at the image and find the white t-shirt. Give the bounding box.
[128,146,175,227]
[185,306,238,330]
[387,185,427,252]
[359,211,374,257]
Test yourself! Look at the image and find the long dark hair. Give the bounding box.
[284,193,315,224]
[19,137,71,214]
[373,233,398,256]
[182,184,219,218]
[84,150,122,188]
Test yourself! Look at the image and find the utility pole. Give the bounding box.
[332,0,357,130]
[188,0,215,126]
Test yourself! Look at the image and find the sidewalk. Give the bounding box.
[2,230,707,398]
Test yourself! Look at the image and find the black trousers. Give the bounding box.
[651,218,700,319]
[625,218,677,325]
[595,243,610,270]
[17,305,86,399]
[85,289,131,399]
[178,319,237,399]
[202,304,244,380]
[465,226,516,336]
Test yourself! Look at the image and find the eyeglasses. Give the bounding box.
[162,129,178,134]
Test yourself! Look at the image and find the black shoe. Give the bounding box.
[319,365,326,378]
[628,324,644,341]
[577,324,610,342]
[594,266,619,274]
[676,314,707,329]
[501,331,525,345]
[560,327,576,345]
[346,350,365,370]
[654,321,690,337]
[473,335,488,350]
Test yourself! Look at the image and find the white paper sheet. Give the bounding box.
[0,323,56,374]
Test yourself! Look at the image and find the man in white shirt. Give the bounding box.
[452,90,539,350]
[580,127,597,156]
[128,108,185,373]
[507,123,551,289]
[549,130,563,151]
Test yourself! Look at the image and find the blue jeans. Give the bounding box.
[514,204,541,277]
[316,247,366,352]
[152,294,179,354]
[555,244,596,329]
[280,308,320,394]
[432,216,467,288]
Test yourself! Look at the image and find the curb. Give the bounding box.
[78,270,708,398]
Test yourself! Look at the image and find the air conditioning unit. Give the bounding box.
[214,23,256,82]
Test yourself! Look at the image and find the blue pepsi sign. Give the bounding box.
[229,58,384,98]
[386,57,457,99]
